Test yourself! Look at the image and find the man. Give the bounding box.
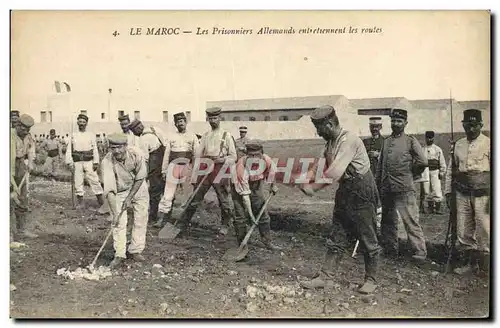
[298,105,381,294]
[376,109,428,262]
[179,107,237,236]
[128,119,166,224]
[422,131,446,214]
[362,117,384,177]
[41,129,62,178]
[65,113,107,212]
[101,133,149,268]
[155,112,199,228]
[445,109,490,277]
[118,114,139,148]
[11,110,20,128]
[232,140,280,254]
[11,114,38,239]
[235,126,250,159]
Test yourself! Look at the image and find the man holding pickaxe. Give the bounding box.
[11,114,38,239]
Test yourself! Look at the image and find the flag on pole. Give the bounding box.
[54,81,71,93]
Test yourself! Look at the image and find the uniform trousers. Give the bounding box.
[456,191,490,253]
[423,169,443,202]
[74,161,103,196]
[158,163,191,215]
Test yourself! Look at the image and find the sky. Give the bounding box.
[11,10,490,121]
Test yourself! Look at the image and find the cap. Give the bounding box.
[128,119,141,130]
[390,109,408,120]
[77,113,89,122]
[462,109,482,123]
[245,139,263,151]
[206,107,222,117]
[18,114,34,128]
[173,112,187,121]
[425,131,435,138]
[310,105,335,122]
[118,114,130,122]
[11,110,20,116]
[369,117,382,125]
[50,129,56,134]
[107,133,128,145]
[239,126,248,132]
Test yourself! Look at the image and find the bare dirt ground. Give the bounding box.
[10,137,490,319]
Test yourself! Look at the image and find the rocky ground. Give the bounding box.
[10,176,490,319]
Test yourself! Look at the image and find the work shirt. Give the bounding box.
[422,143,446,175]
[65,130,100,165]
[235,136,250,157]
[41,137,62,156]
[363,135,384,177]
[101,147,148,196]
[14,131,36,165]
[444,133,490,194]
[195,127,237,164]
[161,130,199,172]
[138,126,165,162]
[377,132,428,193]
[233,154,274,196]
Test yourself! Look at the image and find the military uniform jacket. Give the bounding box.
[363,135,384,176]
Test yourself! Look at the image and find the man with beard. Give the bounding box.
[101,133,149,268]
[445,109,490,277]
[298,105,381,294]
[65,113,108,213]
[376,109,428,262]
[11,114,38,239]
[41,129,63,179]
[154,112,199,228]
[422,131,446,214]
[179,107,237,236]
[235,126,250,160]
[118,114,139,148]
[128,119,166,224]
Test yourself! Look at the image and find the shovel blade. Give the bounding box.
[222,245,249,262]
[158,222,181,240]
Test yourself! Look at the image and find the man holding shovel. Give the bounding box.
[101,133,150,269]
[11,114,38,239]
[231,140,280,255]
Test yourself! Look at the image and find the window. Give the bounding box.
[233,116,241,121]
[40,111,47,123]
[101,113,106,119]
[118,110,125,118]
[162,111,169,122]
[264,116,271,121]
[134,111,141,120]
[48,111,53,122]
[249,116,256,121]
[279,115,289,121]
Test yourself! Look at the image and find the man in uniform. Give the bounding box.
[128,119,166,224]
[11,114,38,239]
[376,109,428,262]
[101,133,149,268]
[298,105,382,294]
[118,114,139,148]
[232,140,280,254]
[11,110,20,128]
[422,131,446,214]
[235,126,250,159]
[445,109,490,276]
[179,107,237,236]
[65,113,107,212]
[155,112,199,228]
[362,117,384,177]
[41,129,62,179]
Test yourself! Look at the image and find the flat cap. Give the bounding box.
[462,109,482,123]
[11,110,20,116]
[310,105,336,122]
[245,139,263,151]
[206,107,222,116]
[239,126,248,131]
[118,114,130,121]
[173,112,187,121]
[390,108,408,120]
[425,131,435,138]
[128,119,142,130]
[107,133,128,145]
[18,114,35,128]
[77,113,89,121]
[369,117,382,125]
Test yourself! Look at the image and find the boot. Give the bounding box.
[258,224,282,252]
[434,202,443,214]
[96,194,110,214]
[76,195,84,209]
[477,252,490,278]
[153,211,167,228]
[109,256,125,269]
[427,201,435,214]
[453,249,477,275]
[300,250,343,289]
[358,253,379,294]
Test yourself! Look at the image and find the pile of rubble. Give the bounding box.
[56,266,112,281]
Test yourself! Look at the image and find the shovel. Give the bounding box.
[223,192,274,262]
[158,174,209,240]
[10,172,28,206]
